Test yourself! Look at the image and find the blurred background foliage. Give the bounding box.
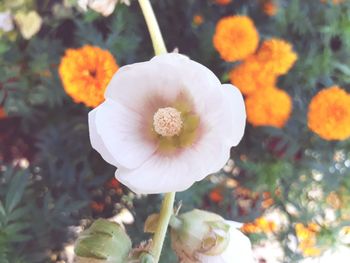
[1,0,350,262]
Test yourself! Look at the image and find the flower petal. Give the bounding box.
[115,135,229,194]
[94,99,157,169]
[89,108,120,167]
[220,84,246,146]
[105,55,186,113]
[200,224,255,263]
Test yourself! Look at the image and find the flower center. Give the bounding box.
[153,107,183,137]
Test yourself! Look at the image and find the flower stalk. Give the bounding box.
[138,0,167,55]
[137,1,174,262]
[149,192,176,262]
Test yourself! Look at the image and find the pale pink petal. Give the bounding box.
[218,84,246,146]
[115,136,229,194]
[94,99,157,169]
[104,56,185,113]
[115,153,194,194]
[88,109,120,167]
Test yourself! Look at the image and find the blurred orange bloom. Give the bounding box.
[193,14,204,25]
[308,86,350,140]
[213,16,259,62]
[0,107,6,119]
[320,0,344,4]
[245,88,292,128]
[255,39,298,75]
[215,0,232,5]
[229,57,277,96]
[209,188,224,203]
[263,0,278,16]
[90,201,105,213]
[241,217,277,234]
[59,45,118,108]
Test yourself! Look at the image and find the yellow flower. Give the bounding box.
[255,39,298,75]
[308,86,350,140]
[229,57,277,96]
[295,223,322,257]
[245,88,292,128]
[213,16,259,62]
[59,45,118,108]
[14,11,42,39]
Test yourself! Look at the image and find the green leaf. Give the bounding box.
[5,170,28,213]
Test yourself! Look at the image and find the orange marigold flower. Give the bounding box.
[213,16,259,62]
[193,14,204,26]
[59,45,118,108]
[245,88,292,128]
[255,39,297,75]
[308,86,350,140]
[229,57,277,96]
[215,0,232,5]
[209,188,224,203]
[263,0,278,16]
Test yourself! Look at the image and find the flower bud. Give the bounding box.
[170,209,254,263]
[74,219,132,263]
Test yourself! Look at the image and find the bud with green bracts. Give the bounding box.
[170,209,254,263]
[74,219,132,263]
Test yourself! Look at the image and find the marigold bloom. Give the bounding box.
[308,86,350,140]
[215,0,232,5]
[229,58,277,96]
[245,88,292,128]
[59,45,118,108]
[295,223,322,257]
[263,0,278,16]
[255,39,297,75]
[213,16,259,62]
[89,53,246,194]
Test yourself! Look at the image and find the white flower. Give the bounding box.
[89,53,246,194]
[78,0,130,16]
[0,11,14,32]
[199,221,255,263]
[14,11,42,39]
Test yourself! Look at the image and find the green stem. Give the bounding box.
[137,1,173,262]
[149,192,176,262]
[138,0,167,55]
